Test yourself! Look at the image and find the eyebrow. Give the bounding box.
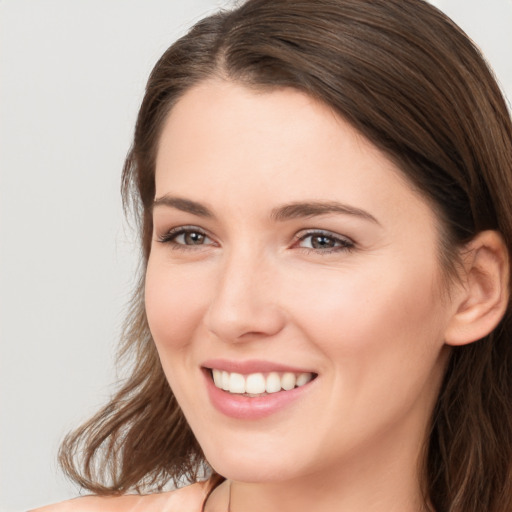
[152,195,379,225]
[270,201,380,224]
[152,196,214,218]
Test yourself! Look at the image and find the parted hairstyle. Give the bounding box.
[59,0,512,510]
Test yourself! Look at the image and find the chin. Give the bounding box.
[201,438,310,483]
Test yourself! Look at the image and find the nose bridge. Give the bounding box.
[204,244,285,341]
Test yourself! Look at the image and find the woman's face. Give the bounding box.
[145,80,454,484]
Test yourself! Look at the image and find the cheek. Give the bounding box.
[287,256,446,381]
[144,259,208,350]
[282,258,448,441]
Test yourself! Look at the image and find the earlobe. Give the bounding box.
[444,230,510,347]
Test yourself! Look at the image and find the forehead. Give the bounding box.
[154,79,432,226]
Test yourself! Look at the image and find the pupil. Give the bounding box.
[185,232,204,245]
[312,235,335,249]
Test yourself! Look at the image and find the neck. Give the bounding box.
[229,471,426,512]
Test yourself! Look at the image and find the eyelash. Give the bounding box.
[294,230,355,254]
[157,226,214,250]
[157,226,355,255]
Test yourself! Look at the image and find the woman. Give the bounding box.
[33,0,512,510]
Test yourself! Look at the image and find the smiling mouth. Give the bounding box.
[207,368,317,397]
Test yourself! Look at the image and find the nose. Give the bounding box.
[204,249,286,343]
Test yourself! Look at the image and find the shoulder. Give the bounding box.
[29,481,209,512]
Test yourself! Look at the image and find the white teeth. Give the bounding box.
[281,372,296,391]
[221,371,230,391]
[245,373,266,394]
[211,369,315,395]
[229,372,246,394]
[296,373,313,387]
[212,369,222,388]
[265,372,281,394]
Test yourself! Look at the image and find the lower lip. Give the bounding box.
[203,369,316,420]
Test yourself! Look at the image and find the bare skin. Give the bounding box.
[147,80,460,512]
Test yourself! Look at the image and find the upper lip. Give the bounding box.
[201,358,317,375]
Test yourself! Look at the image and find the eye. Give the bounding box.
[157,226,215,248]
[295,230,354,254]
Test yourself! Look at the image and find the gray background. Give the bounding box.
[1,1,511,511]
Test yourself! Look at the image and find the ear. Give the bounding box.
[444,230,510,346]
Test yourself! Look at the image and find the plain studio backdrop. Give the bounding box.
[0,1,511,511]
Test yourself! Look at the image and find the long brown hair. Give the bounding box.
[59,1,512,510]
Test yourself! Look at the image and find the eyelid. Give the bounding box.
[293,229,355,253]
[156,225,216,247]
[155,225,354,254]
